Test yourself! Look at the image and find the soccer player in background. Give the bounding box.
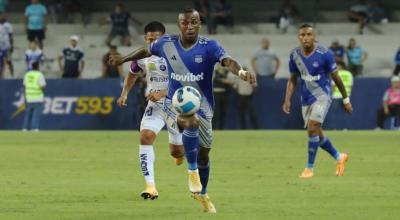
[110,8,255,213]
[283,24,353,178]
[116,21,184,200]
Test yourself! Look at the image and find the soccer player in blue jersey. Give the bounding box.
[110,8,255,213]
[283,24,353,178]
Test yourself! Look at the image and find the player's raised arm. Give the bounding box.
[117,61,143,107]
[283,74,297,114]
[331,71,353,114]
[108,47,151,66]
[221,57,256,85]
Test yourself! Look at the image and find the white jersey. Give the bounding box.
[0,21,13,50]
[130,55,169,103]
[129,55,181,144]
[25,49,45,70]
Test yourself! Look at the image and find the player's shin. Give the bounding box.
[320,136,341,160]
[198,161,210,195]
[307,136,320,169]
[182,128,200,170]
[139,145,155,186]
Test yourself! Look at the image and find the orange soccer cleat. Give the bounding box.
[336,153,349,176]
[299,168,314,179]
[174,156,185,166]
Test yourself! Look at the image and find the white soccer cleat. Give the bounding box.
[188,169,202,193]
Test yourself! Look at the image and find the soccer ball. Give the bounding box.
[172,86,201,116]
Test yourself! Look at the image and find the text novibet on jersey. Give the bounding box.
[41,96,115,115]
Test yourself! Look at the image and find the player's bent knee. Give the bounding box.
[177,115,199,129]
[169,144,184,158]
[140,130,157,145]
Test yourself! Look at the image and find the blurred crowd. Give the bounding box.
[0,0,399,130]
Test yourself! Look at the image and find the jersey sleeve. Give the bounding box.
[288,52,300,75]
[24,7,29,16]
[208,40,230,63]
[383,90,389,103]
[325,50,338,74]
[129,60,143,74]
[149,35,167,56]
[38,73,46,87]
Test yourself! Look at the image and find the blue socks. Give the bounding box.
[320,136,341,161]
[182,128,199,170]
[307,136,320,169]
[198,161,210,195]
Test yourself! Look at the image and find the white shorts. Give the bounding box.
[302,99,332,128]
[140,101,182,145]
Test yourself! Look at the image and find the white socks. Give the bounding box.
[139,145,155,186]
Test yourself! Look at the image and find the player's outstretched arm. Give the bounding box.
[221,57,256,85]
[117,73,139,107]
[108,47,152,66]
[331,71,353,114]
[283,74,297,114]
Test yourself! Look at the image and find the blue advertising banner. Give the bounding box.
[0,78,392,130]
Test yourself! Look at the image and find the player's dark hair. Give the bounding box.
[109,45,117,50]
[298,23,314,30]
[31,62,39,70]
[181,7,197,14]
[144,21,166,34]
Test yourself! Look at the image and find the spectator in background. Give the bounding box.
[0,46,6,78]
[0,0,8,14]
[277,0,301,33]
[329,39,346,63]
[22,62,46,132]
[194,0,211,33]
[212,64,232,129]
[104,3,141,47]
[24,0,47,49]
[368,0,389,24]
[327,61,353,129]
[25,41,44,71]
[347,38,367,77]
[58,35,84,78]
[208,0,234,34]
[348,0,369,34]
[393,47,400,76]
[47,0,65,24]
[102,45,123,78]
[376,76,400,129]
[233,68,259,129]
[0,14,13,77]
[251,38,280,79]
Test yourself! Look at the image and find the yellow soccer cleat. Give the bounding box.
[299,168,314,178]
[140,184,159,200]
[174,156,184,166]
[336,153,349,176]
[188,169,202,193]
[192,193,217,213]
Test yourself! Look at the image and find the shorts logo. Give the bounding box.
[195,55,203,63]
[313,61,319,68]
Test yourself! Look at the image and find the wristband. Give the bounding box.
[343,97,350,104]
[238,69,246,77]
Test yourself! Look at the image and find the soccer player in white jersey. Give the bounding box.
[117,21,184,200]
[110,8,256,213]
[283,24,353,178]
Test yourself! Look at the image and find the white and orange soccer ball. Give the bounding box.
[172,86,201,116]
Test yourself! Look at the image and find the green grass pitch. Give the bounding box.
[0,131,399,220]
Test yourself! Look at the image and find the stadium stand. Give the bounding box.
[2,0,400,79]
